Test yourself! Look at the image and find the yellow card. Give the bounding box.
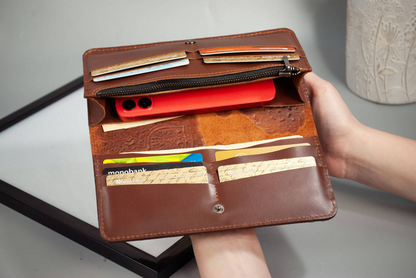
[106,166,208,186]
[217,156,316,182]
[215,143,310,161]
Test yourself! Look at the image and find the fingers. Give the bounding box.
[304,72,323,89]
[304,72,335,99]
[304,73,349,113]
[304,72,358,127]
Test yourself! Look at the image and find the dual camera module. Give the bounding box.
[122,98,152,110]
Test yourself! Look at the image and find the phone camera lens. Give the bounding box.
[138,98,152,108]
[122,99,136,110]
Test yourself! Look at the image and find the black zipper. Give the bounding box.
[96,64,300,98]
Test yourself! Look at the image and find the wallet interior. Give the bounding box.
[83,28,337,241]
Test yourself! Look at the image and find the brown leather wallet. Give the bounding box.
[83,28,337,242]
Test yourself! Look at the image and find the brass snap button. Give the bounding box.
[213,204,225,214]
[185,40,196,44]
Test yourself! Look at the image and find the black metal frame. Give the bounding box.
[0,77,194,278]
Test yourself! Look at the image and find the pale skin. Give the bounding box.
[190,72,416,278]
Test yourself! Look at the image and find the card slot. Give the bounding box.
[201,55,301,65]
[88,43,193,76]
[96,158,206,177]
[192,34,299,54]
[200,53,296,58]
[97,165,336,241]
[95,136,321,175]
[108,152,209,164]
[196,47,299,56]
[100,160,203,167]
[195,52,301,63]
[98,149,317,182]
[98,180,219,240]
[100,161,205,176]
[97,151,205,164]
[101,154,204,165]
[209,136,319,162]
[215,166,336,226]
[200,138,309,162]
[99,163,215,187]
[238,135,317,149]
[92,58,192,83]
[210,143,322,170]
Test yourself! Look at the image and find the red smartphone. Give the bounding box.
[115,79,276,122]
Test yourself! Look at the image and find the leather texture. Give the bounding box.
[83,29,310,100]
[83,28,337,242]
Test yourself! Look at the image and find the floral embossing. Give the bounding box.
[347,1,416,103]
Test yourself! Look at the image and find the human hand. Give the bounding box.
[305,72,416,201]
[304,72,362,178]
[190,228,271,278]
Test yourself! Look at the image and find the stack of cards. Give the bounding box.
[92,51,189,82]
[91,45,300,82]
[198,46,300,64]
[102,136,317,187]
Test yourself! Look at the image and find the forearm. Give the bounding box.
[190,228,271,278]
[346,123,416,201]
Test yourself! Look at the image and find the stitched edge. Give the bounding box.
[209,162,219,202]
[87,104,108,239]
[85,29,290,54]
[96,156,107,239]
[83,41,176,54]
[103,213,335,241]
[300,73,310,103]
[314,136,336,202]
[190,43,197,60]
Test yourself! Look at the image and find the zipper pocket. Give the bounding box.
[96,59,300,98]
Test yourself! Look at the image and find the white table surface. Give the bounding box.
[1,1,416,278]
[0,87,183,258]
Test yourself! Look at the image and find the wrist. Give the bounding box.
[190,229,272,278]
[343,122,370,181]
[190,228,258,250]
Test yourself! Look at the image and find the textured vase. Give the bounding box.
[346,0,416,104]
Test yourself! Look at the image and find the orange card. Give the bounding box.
[199,46,296,56]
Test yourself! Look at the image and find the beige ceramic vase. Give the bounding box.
[346,0,416,104]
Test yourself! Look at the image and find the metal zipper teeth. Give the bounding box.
[96,66,291,98]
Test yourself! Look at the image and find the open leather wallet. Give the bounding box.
[83,28,337,242]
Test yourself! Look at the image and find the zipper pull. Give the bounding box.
[279,56,300,77]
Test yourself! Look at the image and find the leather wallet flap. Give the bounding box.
[83,28,311,99]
